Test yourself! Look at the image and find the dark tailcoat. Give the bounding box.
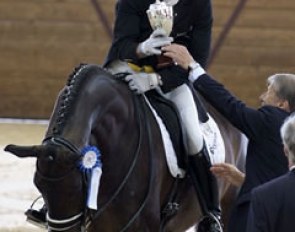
[193,74,289,232]
[104,0,213,93]
[247,170,295,232]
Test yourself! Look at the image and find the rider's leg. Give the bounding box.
[164,84,203,155]
[189,146,223,232]
[164,84,222,232]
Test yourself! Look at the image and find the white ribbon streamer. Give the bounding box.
[87,167,102,210]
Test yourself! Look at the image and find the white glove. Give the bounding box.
[125,73,162,94]
[137,28,173,57]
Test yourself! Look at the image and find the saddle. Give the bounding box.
[110,64,209,172]
[144,88,209,171]
[145,90,187,170]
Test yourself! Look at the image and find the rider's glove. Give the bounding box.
[125,73,163,94]
[137,28,173,57]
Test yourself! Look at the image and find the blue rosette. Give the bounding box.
[79,146,102,172]
[79,145,103,210]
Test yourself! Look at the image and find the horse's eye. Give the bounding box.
[48,155,54,161]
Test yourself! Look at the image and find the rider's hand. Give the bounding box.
[137,28,173,57]
[125,73,162,94]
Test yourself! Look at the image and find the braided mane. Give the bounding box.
[52,63,90,135]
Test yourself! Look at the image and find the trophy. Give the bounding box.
[146,0,173,37]
[146,0,174,68]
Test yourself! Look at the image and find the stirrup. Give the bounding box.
[25,196,48,229]
[196,212,223,232]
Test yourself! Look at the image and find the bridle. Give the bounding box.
[37,136,85,232]
[46,212,84,232]
[35,94,155,232]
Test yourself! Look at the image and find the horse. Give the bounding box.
[4,63,246,232]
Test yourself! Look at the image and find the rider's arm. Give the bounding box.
[104,0,151,63]
[105,0,213,93]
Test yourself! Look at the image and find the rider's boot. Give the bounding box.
[25,203,47,228]
[189,145,223,232]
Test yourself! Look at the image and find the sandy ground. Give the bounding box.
[0,121,47,232]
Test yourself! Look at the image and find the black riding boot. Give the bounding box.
[188,145,223,232]
[25,202,47,228]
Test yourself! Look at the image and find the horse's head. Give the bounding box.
[4,139,86,231]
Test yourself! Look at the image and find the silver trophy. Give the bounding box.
[146,0,173,37]
[146,0,174,68]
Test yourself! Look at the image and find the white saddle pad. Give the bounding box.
[144,96,225,178]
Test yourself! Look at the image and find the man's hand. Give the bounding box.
[162,44,194,70]
[125,73,162,94]
[137,28,173,57]
[210,163,245,187]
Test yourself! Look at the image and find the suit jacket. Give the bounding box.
[104,0,213,92]
[247,170,295,232]
[193,74,289,232]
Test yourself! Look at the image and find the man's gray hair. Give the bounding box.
[281,114,295,163]
[268,73,295,112]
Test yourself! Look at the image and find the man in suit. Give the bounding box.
[246,114,295,232]
[161,43,295,232]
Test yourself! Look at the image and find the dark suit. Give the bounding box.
[247,169,295,232]
[104,0,213,93]
[193,74,289,232]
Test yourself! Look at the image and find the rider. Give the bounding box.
[103,0,223,231]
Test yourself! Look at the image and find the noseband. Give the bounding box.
[36,136,82,182]
[38,136,85,232]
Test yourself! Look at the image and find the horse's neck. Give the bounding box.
[47,72,134,151]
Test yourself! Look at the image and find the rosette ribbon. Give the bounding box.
[79,146,102,210]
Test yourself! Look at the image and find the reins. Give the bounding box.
[89,93,154,232]
[117,94,154,232]
[90,93,144,219]
[37,91,155,232]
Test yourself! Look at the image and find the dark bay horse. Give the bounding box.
[5,64,246,232]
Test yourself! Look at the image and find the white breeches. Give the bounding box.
[164,84,204,155]
[164,84,225,163]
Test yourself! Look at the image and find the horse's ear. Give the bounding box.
[4,144,41,158]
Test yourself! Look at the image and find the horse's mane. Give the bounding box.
[52,63,94,135]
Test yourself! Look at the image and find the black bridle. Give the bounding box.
[36,94,154,232]
[37,136,85,232]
